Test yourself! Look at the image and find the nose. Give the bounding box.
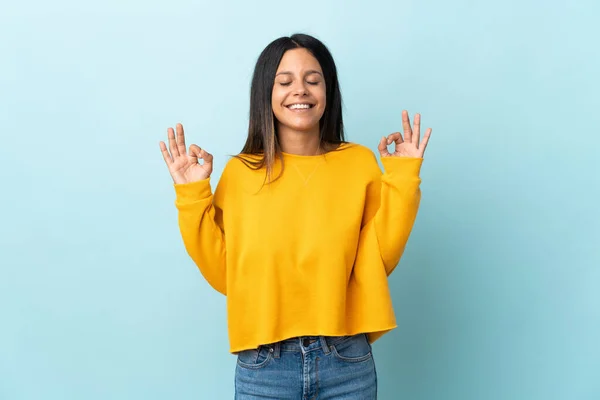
[291,81,309,96]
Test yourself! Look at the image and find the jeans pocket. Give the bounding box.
[330,334,373,363]
[236,346,273,370]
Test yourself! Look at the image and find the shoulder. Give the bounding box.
[336,142,378,161]
[221,154,262,175]
[216,154,267,190]
[214,155,258,199]
[334,142,381,173]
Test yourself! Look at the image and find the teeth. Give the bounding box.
[288,104,311,109]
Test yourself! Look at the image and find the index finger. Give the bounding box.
[377,136,391,157]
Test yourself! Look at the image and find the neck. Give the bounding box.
[277,125,323,156]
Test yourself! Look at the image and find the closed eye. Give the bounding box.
[278,81,320,86]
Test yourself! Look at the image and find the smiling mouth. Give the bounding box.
[286,103,315,110]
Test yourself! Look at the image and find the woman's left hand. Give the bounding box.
[378,110,432,158]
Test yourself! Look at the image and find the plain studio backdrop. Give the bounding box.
[1,0,598,399]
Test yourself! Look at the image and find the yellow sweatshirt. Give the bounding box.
[173,142,423,353]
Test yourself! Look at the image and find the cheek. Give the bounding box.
[271,90,284,119]
[313,101,325,117]
[317,90,326,117]
[270,89,279,109]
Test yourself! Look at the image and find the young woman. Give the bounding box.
[159,33,431,399]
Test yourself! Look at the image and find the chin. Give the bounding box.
[287,116,321,130]
[287,122,320,132]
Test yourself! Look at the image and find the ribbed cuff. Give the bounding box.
[381,157,423,179]
[173,178,212,204]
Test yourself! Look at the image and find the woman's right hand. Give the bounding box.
[159,123,213,185]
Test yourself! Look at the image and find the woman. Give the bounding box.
[159,33,431,399]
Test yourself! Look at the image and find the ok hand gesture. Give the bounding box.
[378,110,432,158]
[159,123,213,185]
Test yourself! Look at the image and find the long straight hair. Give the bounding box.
[236,33,345,182]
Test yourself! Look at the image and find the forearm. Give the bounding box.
[175,178,227,294]
[375,157,423,275]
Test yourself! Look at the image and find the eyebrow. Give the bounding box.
[275,70,323,77]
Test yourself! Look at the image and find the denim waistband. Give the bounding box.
[259,334,365,358]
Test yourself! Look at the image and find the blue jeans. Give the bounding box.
[234,333,377,399]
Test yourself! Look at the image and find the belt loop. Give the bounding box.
[319,336,331,354]
[273,341,281,359]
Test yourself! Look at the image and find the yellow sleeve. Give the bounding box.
[362,156,423,275]
[173,168,229,295]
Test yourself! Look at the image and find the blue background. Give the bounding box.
[1,0,598,399]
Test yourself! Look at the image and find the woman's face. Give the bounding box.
[271,48,326,135]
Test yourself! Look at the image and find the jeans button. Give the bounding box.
[303,338,310,347]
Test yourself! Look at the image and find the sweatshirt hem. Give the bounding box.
[228,324,398,353]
